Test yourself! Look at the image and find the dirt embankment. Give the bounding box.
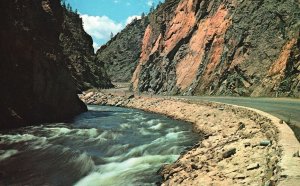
[80,92,300,186]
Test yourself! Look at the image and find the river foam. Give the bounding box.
[0,106,200,185]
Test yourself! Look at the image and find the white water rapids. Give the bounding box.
[0,106,200,185]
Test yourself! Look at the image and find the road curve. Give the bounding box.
[101,82,300,141]
[176,96,300,142]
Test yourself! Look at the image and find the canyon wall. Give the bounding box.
[60,9,113,91]
[0,0,87,129]
[96,18,149,82]
[131,0,300,97]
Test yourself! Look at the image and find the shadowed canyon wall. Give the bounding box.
[60,9,113,91]
[129,0,300,97]
[0,0,89,129]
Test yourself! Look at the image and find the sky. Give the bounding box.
[65,0,164,51]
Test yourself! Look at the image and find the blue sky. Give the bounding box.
[65,0,164,51]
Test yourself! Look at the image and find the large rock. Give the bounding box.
[0,0,87,129]
[128,0,300,97]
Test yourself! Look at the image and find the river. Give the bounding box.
[0,106,200,186]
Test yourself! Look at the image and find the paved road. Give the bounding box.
[176,96,300,141]
[101,83,300,141]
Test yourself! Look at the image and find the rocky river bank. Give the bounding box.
[79,91,300,186]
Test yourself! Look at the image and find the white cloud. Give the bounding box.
[93,42,100,52]
[80,14,123,40]
[80,13,145,51]
[125,15,141,25]
[113,0,119,3]
[147,0,154,6]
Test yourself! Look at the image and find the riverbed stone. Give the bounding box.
[222,148,236,159]
[83,92,94,100]
[238,122,246,130]
[235,174,246,179]
[260,140,272,146]
[247,163,260,170]
[191,163,199,170]
[243,142,251,148]
[293,150,299,157]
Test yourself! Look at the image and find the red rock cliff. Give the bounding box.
[131,0,300,97]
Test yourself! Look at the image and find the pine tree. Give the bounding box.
[157,1,162,8]
[67,3,71,11]
[61,0,66,8]
[150,5,155,13]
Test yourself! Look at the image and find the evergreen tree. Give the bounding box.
[157,1,162,8]
[150,5,155,13]
[61,0,66,8]
[67,3,71,11]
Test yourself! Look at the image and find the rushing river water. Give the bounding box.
[0,106,200,186]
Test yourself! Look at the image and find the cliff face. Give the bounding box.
[96,18,149,82]
[0,0,87,129]
[60,10,113,91]
[131,0,300,97]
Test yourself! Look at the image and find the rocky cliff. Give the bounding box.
[131,0,300,97]
[61,9,113,91]
[0,0,87,129]
[96,18,149,82]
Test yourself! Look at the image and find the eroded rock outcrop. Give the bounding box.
[96,18,149,82]
[60,9,113,91]
[0,0,87,129]
[131,0,300,97]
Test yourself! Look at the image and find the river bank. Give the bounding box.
[79,91,300,186]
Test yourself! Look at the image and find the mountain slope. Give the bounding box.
[96,18,149,82]
[130,0,300,97]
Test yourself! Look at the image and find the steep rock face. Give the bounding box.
[0,0,87,129]
[253,37,300,97]
[132,0,300,97]
[60,10,113,91]
[96,18,149,82]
